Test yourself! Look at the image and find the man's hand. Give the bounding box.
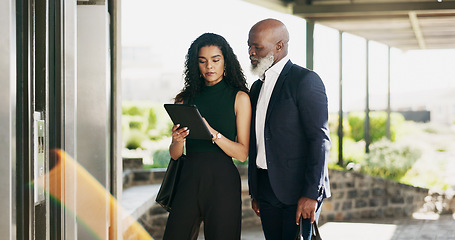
[296,197,317,224]
[251,199,260,217]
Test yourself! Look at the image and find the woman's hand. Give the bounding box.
[172,124,189,143]
[169,124,189,160]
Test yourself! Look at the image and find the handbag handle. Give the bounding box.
[312,221,322,240]
[297,217,322,240]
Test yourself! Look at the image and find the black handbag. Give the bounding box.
[155,155,185,212]
[311,221,322,240]
[297,219,322,240]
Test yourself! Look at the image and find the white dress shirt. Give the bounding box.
[255,56,290,169]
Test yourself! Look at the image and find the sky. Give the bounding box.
[121,0,455,113]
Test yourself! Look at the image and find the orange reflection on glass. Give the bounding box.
[35,149,154,240]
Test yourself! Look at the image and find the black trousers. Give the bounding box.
[163,152,241,240]
[256,168,321,240]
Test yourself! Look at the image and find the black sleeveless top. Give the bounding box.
[186,79,238,153]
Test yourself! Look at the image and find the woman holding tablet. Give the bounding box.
[163,33,251,240]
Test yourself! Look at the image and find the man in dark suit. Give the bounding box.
[247,18,331,240]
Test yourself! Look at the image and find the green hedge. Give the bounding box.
[150,149,171,168]
[147,108,157,130]
[329,112,416,182]
[329,134,366,167]
[362,139,421,181]
[125,130,146,150]
[328,113,351,138]
[122,102,168,149]
[348,111,405,143]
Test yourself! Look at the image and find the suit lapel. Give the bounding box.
[265,60,293,122]
[250,79,263,111]
[249,79,263,157]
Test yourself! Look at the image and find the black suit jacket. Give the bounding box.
[248,60,331,205]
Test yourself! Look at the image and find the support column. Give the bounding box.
[338,31,344,166]
[365,40,370,153]
[306,20,314,70]
[108,0,122,238]
[386,46,391,140]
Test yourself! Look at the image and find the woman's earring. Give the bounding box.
[200,74,203,78]
[223,70,226,77]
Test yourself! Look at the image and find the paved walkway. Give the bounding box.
[195,212,455,240]
[231,213,455,240]
[122,184,161,220]
[318,214,455,240]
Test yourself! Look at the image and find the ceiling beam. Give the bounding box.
[293,2,455,17]
[409,11,426,49]
[242,0,293,14]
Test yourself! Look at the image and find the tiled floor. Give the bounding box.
[196,214,455,240]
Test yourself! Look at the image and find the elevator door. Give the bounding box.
[13,0,120,239]
[16,0,51,239]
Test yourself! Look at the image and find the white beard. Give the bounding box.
[250,52,274,77]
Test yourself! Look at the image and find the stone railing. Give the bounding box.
[123,168,165,189]
[122,165,431,239]
[320,170,429,223]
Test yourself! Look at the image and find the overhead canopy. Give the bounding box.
[245,0,455,50]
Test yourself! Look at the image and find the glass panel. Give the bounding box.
[0,0,17,238]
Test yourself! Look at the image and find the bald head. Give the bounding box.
[250,19,289,43]
[248,18,289,65]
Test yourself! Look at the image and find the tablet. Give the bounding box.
[164,104,212,140]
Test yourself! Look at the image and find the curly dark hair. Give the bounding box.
[175,33,248,103]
